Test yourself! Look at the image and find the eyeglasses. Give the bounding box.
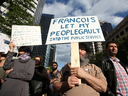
[35,60,40,62]
[35,64,40,66]
[53,65,57,66]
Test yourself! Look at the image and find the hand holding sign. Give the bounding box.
[9,42,15,52]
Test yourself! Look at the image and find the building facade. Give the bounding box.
[0,0,46,53]
[87,20,113,55]
[99,20,113,37]
[31,14,56,67]
[91,20,113,55]
[34,0,46,24]
[48,45,56,66]
[104,15,128,45]
[0,0,35,17]
[0,0,45,18]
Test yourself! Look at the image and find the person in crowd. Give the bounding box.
[47,69,50,74]
[30,56,48,96]
[0,42,35,96]
[0,53,7,86]
[53,43,107,96]
[98,41,128,96]
[48,62,60,96]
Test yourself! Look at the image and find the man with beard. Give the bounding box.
[98,41,128,96]
[53,43,107,96]
[48,62,60,96]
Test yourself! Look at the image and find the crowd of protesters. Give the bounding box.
[0,36,128,96]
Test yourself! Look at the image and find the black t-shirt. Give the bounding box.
[32,66,45,81]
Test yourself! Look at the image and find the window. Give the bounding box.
[125,27,128,32]
[3,13,6,16]
[0,10,2,14]
[28,8,34,13]
[112,38,115,41]
[2,4,6,8]
[33,1,37,5]
[116,35,119,39]
[120,31,124,36]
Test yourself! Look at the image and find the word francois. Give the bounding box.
[52,17,96,24]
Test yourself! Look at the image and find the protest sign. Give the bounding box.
[0,34,5,53]
[46,16,105,45]
[46,16,105,84]
[11,25,42,46]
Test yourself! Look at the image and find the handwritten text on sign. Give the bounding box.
[46,16,105,45]
[11,25,42,46]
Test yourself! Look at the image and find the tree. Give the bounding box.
[0,0,35,36]
[116,35,128,65]
[45,66,52,72]
[89,49,106,65]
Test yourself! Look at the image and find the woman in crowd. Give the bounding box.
[0,42,35,96]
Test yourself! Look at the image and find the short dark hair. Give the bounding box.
[18,46,31,54]
[52,62,58,66]
[1,54,7,58]
[106,41,117,48]
[34,56,42,64]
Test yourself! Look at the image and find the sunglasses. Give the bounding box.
[35,64,40,66]
[35,60,40,62]
[53,65,57,66]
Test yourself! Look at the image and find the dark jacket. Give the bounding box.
[97,55,128,96]
[0,52,35,96]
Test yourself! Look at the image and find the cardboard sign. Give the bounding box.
[46,16,105,45]
[0,34,5,52]
[11,25,42,46]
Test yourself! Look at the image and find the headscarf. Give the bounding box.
[18,53,30,60]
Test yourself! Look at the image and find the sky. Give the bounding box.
[42,0,128,69]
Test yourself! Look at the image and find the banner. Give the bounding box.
[46,16,105,45]
[11,25,42,46]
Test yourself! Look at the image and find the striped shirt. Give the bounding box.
[110,57,128,96]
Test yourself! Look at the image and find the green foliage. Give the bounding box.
[89,49,106,65]
[0,0,36,36]
[89,34,128,65]
[116,35,128,65]
[45,66,52,72]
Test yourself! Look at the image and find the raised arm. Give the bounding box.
[3,42,15,70]
[4,42,35,81]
